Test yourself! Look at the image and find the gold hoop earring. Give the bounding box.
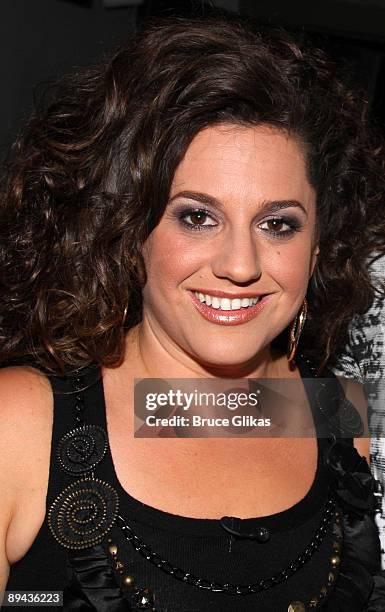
[287,298,308,365]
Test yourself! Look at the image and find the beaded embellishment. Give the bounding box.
[287,507,343,610]
[48,477,119,549]
[57,424,108,475]
[47,373,157,610]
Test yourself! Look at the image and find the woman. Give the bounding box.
[1,15,385,611]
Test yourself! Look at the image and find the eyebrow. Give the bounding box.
[167,190,308,216]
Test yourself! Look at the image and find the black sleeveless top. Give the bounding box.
[6,355,385,611]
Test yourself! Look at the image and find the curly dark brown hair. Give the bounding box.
[1,15,384,375]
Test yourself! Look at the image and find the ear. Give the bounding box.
[309,245,320,277]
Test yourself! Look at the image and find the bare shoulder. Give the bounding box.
[0,366,53,460]
[335,374,370,462]
[0,363,52,404]
[0,366,53,567]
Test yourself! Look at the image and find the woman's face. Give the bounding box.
[141,123,318,370]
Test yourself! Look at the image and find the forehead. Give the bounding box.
[170,123,315,206]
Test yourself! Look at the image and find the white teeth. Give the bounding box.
[194,292,261,310]
[220,298,231,310]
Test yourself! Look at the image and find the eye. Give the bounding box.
[178,208,217,231]
[258,217,300,237]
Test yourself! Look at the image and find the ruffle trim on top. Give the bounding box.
[322,438,385,611]
[63,533,155,611]
[63,543,131,611]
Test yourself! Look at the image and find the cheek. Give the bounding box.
[267,240,314,292]
[142,229,203,296]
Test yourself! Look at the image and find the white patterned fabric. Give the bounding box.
[332,255,385,567]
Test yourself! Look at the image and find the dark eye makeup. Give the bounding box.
[172,206,303,239]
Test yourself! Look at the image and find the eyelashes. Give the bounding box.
[175,206,302,238]
[179,209,216,230]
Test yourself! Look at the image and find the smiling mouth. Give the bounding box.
[192,291,264,311]
[188,290,271,326]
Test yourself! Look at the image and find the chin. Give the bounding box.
[188,342,268,372]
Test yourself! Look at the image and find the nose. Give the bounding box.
[210,227,262,284]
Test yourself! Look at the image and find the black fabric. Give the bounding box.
[5,356,385,611]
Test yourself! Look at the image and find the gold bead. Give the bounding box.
[288,602,305,612]
[122,575,135,587]
[115,561,124,571]
[330,555,340,567]
[108,544,118,556]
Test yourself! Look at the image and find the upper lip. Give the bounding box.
[190,289,266,299]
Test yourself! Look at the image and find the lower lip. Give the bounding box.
[189,292,272,326]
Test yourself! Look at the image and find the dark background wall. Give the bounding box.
[239,0,385,131]
[0,0,137,157]
[1,0,385,158]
